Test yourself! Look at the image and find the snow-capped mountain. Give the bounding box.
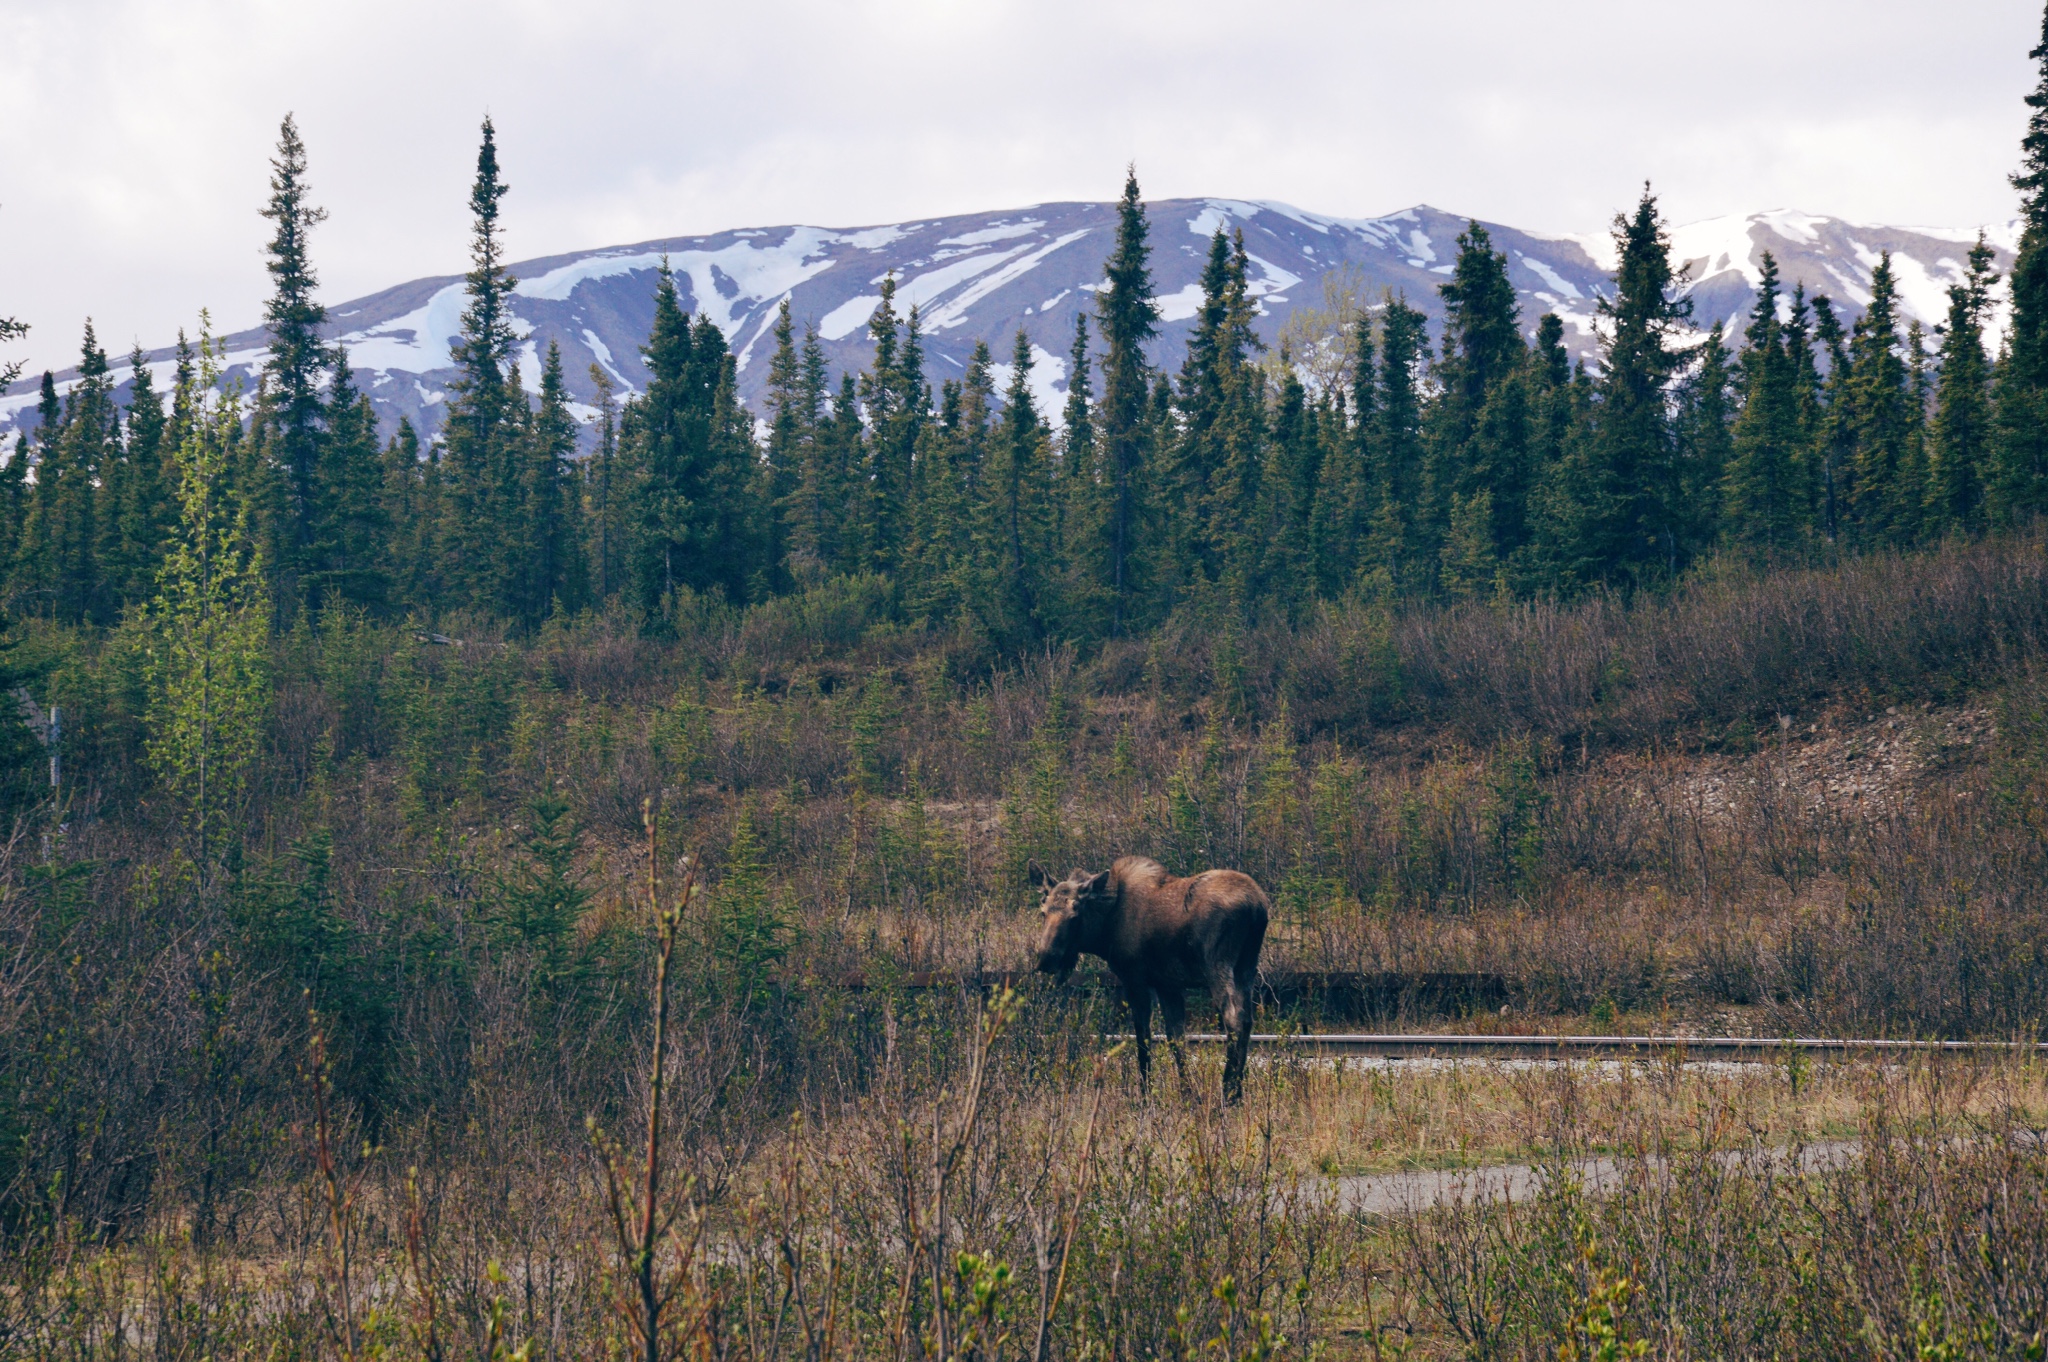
[0,199,2020,448]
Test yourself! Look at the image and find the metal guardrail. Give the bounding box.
[1168,1032,2048,1060]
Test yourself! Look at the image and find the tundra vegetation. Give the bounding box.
[10,16,2048,1358]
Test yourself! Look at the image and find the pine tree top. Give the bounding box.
[2016,4,2048,227]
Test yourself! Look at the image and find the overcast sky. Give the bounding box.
[1,0,2042,377]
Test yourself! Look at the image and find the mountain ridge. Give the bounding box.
[1,197,2019,449]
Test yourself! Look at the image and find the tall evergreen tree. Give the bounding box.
[1367,298,1431,592]
[440,117,520,611]
[0,313,24,391]
[1558,187,1690,584]
[305,351,390,611]
[105,348,174,607]
[258,113,331,596]
[21,325,115,622]
[762,300,811,583]
[1060,312,1095,496]
[1306,313,1376,596]
[0,434,25,587]
[516,341,584,623]
[1993,3,2048,525]
[855,280,927,574]
[381,418,435,612]
[1095,168,1160,634]
[1672,319,1735,554]
[981,330,1053,642]
[1843,253,1916,544]
[585,365,626,600]
[1204,233,1270,600]
[1255,363,1319,607]
[623,266,761,611]
[1929,234,2000,534]
[1724,254,1810,551]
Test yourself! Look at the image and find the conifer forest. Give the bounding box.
[12,10,2048,1360]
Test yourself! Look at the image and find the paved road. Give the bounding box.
[1330,1141,1863,1215]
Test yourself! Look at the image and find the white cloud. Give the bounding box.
[0,0,2041,377]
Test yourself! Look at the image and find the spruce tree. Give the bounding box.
[440,117,520,612]
[1095,168,1160,634]
[1060,312,1095,493]
[0,435,25,587]
[21,325,115,622]
[1929,234,1999,534]
[258,113,332,596]
[825,372,866,575]
[904,349,986,622]
[1843,252,1916,545]
[1367,298,1430,592]
[1723,255,1810,551]
[625,263,701,609]
[1205,233,1270,601]
[1673,319,1735,554]
[1436,222,1524,412]
[9,374,55,608]
[1592,186,1690,582]
[107,348,174,607]
[516,340,584,623]
[1306,314,1376,596]
[1256,363,1318,608]
[306,350,390,611]
[1992,2,2048,525]
[381,418,433,612]
[1422,224,1526,575]
[786,325,842,578]
[623,267,762,610]
[1806,291,1850,540]
[1161,229,1236,590]
[986,330,1053,642]
[856,281,927,574]
[1903,319,1933,540]
[763,299,813,582]
[585,365,625,600]
[0,314,23,391]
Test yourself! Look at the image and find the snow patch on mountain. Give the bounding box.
[1848,239,1960,325]
[1761,209,1829,246]
[1667,214,1764,288]
[1154,282,1206,323]
[985,343,1068,430]
[923,231,1091,331]
[939,221,1045,247]
[342,284,466,373]
[1516,252,1583,300]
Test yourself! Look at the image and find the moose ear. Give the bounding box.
[1027,858,1054,888]
[1083,869,1112,899]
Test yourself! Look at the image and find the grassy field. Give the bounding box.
[8,533,2048,1355]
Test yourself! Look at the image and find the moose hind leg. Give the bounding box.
[1220,974,1254,1106]
[1157,989,1193,1094]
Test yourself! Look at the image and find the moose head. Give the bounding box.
[1029,860,1113,981]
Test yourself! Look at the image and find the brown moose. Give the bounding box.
[1031,856,1270,1104]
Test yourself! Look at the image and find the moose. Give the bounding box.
[1031,856,1270,1104]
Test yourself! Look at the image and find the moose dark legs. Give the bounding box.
[1156,988,1192,1092]
[1123,978,1153,1092]
[1218,965,1255,1106]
